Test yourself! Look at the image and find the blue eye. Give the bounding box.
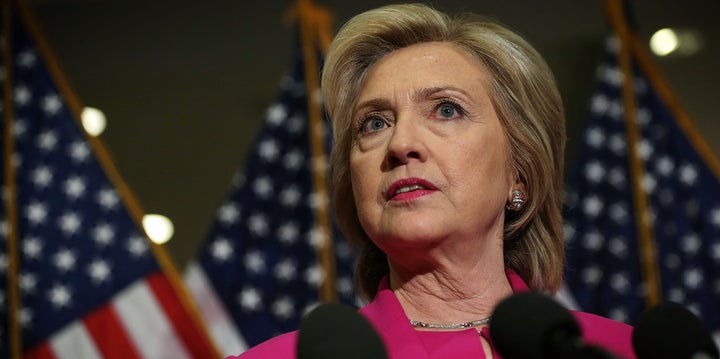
[439,104,456,118]
[359,117,388,133]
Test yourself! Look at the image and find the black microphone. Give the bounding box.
[490,292,616,359]
[296,303,389,359]
[632,302,719,359]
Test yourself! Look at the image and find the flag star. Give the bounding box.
[53,248,77,272]
[25,201,48,225]
[266,103,288,126]
[58,212,82,236]
[272,297,295,319]
[69,141,91,163]
[585,127,605,148]
[306,227,325,249]
[17,50,37,67]
[582,195,604,217]
[641,173,657,194]
[668,287,685,303]
[609,203,629,224]
[14,85,32,106]
[13,119,28,138]
[0,220,7,237]
[679,164,698,185]
[665,253,681,270]
[0,254,7,271]
[712,243,720,260]
[308,192,327,209]
[591,95,609,115]
[248,214,269,237]
[20,272,37,294]
[258,139,280,162]
[608,308,628,323]
[274,259,297,281]
[93,223,115,247]
[37,130,58,151]
[610,273,630,293]
[563,223,576,242]
[12,152,22,169]
[636,140,653,160]
[684,269,703,289]
[22,237,43,260]
[337,277,354,295]
[244,251,266,273]
[608,134,626,156]
[582,231,604,251]
[635,107,651,127]
[710,207,720,226]
[217,203,240,225]
[97,188,119,210]
[210,237,234,262]
[279,186,301,207]
[239,287,262,311]
[681,234,701,254]
[31,166,53,188]
[603,66,623,87]
[127,235,149,257]
[253,176,273,199]
[63,176,87,200]
[655,156,675,177]
[283,149,304,170]
[88,259,111,284]
[608,237,628,258]
[277,222,299,244]
[336,241,352,260]
[48,284,72,309]
[19,307,33,328]
[287,114,306,133]
[304,264,324,287]
[585,161,606,183]
[582,266,603,285]
[42,94,63,115]
[608,167,626,189]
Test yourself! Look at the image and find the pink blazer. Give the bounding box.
[229,270,636,359]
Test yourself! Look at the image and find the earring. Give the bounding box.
[506,189,526,211]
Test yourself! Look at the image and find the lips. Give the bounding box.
[385,177,437,200]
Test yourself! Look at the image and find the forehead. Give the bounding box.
[357,41,490,100]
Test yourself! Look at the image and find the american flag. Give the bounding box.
[0,4,219,359]
[562,35,720,343]
[184,38,357,355]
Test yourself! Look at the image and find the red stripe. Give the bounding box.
[25,342,57,359]
[83,302,143,359]
[147,273,218,358]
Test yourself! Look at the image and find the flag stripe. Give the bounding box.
[84,303,143,359]
[25,343,57,359]
[49,322,102,359]
[184,262,247,356]
[112,278,191,359]
[147,272,221,359]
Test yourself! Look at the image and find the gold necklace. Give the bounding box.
[409,316,491,330]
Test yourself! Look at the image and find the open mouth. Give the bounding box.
[386,178,437,200]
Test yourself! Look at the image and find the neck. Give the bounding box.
[389,247,512,327]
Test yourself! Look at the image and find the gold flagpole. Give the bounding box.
[605,0,662,308]
[2,1,24,357]
[293,0,338,303]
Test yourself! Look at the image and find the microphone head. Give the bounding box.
[490,292,582,359]
[296,303,388,359]
[632,302,719,359]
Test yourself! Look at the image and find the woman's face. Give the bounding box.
[349,41,514,255]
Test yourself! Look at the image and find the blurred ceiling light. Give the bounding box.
[81,106,107,136]
[650,28,702,57]
[143,214,175,244]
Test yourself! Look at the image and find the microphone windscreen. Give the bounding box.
[296,303,388,359]
[490,292,581,359]
[632,302,719,359]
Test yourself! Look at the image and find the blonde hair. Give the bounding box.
[321,3,566,299]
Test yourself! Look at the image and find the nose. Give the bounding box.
[384,118,426,169]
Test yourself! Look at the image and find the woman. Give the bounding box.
[231,3,634,358]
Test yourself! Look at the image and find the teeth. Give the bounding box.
[395,184,426,195]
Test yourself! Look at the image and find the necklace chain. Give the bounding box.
[409,316,491,330]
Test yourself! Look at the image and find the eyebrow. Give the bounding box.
[354,86,472,114]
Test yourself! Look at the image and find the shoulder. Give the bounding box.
[572,311,636,359]
[226,331,298,359]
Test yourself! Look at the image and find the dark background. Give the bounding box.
[26,0,720,268]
